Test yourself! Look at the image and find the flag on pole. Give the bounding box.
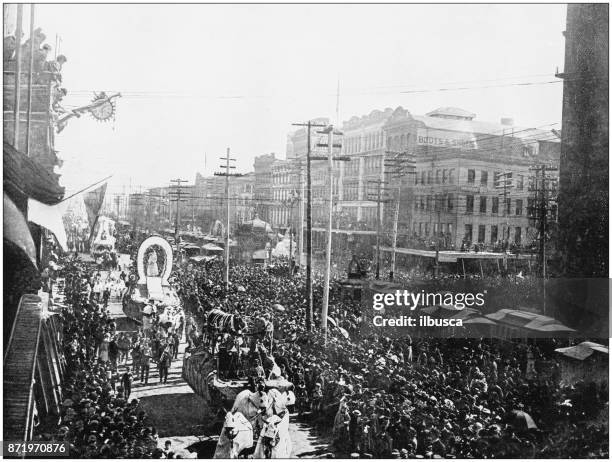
[84,183,108,243]
[27,197,70,252]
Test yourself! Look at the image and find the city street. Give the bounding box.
[3,4,608,459]
[104,260,333,458]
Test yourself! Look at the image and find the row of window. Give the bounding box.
[344,131,384,154]
[414,222,525,245]
[466,169,525,190]
[414,194,526,216]
[413,168,526,190]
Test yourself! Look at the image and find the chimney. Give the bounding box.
[500,117,514,126]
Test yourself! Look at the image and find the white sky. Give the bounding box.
[10,4,567,195]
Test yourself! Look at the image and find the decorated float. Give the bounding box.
[182,309,293,408]
[122,236,183,329]
[90,216,116,259]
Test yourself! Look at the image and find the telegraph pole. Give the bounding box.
[13,4,23,149]
[292,121,327,332]
[528,163,557,314]
[385,151,416,280]
[215,148,243,292]
[169,178,189,253]
[25,4,35,155]
[367,179,392,280]
[316,125,348,341]
[495,171,513,272]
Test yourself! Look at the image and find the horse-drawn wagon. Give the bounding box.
[182,307,293,409]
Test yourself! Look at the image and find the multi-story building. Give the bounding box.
[337,108,393,226]
[191,171,254,233]
[253,153,277,223]
[556,3,608,277]
[281,107,560,256]
[383,106,560,249]
[270,159,298,231]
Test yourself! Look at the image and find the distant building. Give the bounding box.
[270,159,298,230]
[556,3,609,277]
[384,106,560,249]
[253,153,277,223]
[280,108,560,255]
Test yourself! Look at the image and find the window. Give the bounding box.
[464,224,473,243]
[442,169,447,183]
[490,225,498,243]
[515,199,523,216]
[481,171,488,186]
[466,195,474,213]
[492,197,499,214]
[418,223,423,235]
[527,198,535,218]
[449,169,455,184]
[421,171,426,185]
[514,227,522,244]
[426,195,432,211]
[517,174,524,190]
[425,222,430,235]
[427,171,433,184]
[436,170,441,184]
[505,198,512,214]
[467,169,476,184]
[478,225,486,243]
[479,196,487,214]
[447,194,454,211]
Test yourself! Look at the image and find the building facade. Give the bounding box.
[280,107,561,255]
[383,106,560,249]
[556,3,609,277]
[253,153,277,223]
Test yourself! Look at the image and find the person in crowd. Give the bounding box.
[121,366,133,400]
[158,344,172,385]
[140,343,152,385]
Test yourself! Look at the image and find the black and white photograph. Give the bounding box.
[2,2,609,459]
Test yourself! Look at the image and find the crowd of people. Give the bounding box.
[44,255,184,458]
[175,259,608,458]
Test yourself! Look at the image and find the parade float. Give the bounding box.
[122,236,183,329]
[182,310,293,409]
[90,216,116,259]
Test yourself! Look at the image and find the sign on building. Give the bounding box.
[416,128,478,150]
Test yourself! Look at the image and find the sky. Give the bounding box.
[6,4,567,197]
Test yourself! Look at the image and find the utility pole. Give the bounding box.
[292,121,327,332]
[13,4,23,149]
[367,179,392,280]
[528,163,558,315]
[495,170,514,273]
[215,148,243,292]
[25,4,34,155]
[169,178,189,253]
[384,151,416,280]
[316,125,348,341]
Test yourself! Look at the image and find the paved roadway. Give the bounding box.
[103,256,332,458]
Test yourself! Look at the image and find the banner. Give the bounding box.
[83,183,108,243]
[5,193,37,266]
[27,197,70,251]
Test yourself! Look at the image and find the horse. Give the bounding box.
[213,411,254,459]
[206,309,247,352]
[253,411,292,458]
[231,389,271,422]
[207,309,247,334]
